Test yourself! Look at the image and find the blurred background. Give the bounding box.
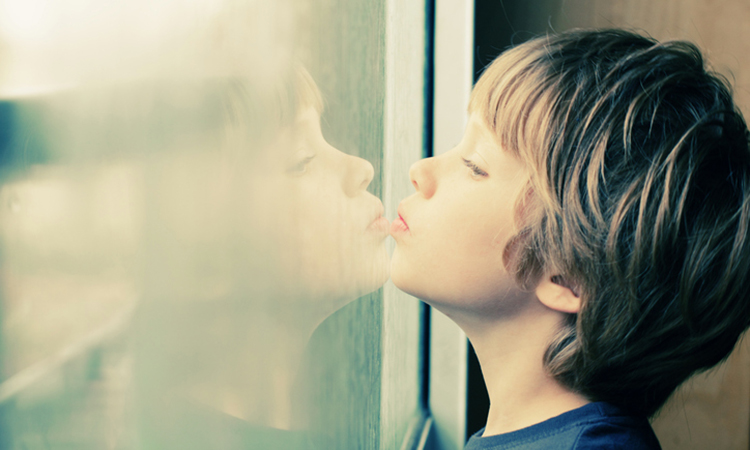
[0,0,747,449]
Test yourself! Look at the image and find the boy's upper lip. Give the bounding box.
[397,203,409,228]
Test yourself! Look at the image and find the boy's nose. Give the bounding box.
[409,157,436,198]
[343,154,375,197]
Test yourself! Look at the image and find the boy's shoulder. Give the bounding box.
[464,402,661,450]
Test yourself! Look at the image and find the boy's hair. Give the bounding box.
[470,29,750,417]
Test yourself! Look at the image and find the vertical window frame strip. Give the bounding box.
[396,0,435,447]
[380,0,429,449]
[427,0,475,449]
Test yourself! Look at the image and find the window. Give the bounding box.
[0,0,442,448]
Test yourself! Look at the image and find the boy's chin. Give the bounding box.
[389,250,431,299]
[389,269,434,303]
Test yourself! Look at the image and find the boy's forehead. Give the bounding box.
[466,95,506,149]
[465,113,523,168]
[466,113,496,142]
[467,58,516,136]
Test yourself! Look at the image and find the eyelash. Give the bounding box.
[462,158,488,177]
[287,155,316,174]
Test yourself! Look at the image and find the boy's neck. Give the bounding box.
[461,302,590,437]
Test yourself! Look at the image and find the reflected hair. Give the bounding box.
[220,64,324,157]
[471,29,750,417]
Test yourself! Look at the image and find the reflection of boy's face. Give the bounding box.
[252,107,390,307]
[390,114,530,318]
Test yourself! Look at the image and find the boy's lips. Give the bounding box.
[390,206,410,236]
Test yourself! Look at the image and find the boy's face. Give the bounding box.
[390,114,531,317]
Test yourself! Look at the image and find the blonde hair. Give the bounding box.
[471,29,750,417]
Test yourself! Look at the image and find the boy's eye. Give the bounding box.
[287,155,316,174]
[462,157,488,178]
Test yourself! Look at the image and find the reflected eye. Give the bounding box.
[287,155,316,175]
[462,158,488,178]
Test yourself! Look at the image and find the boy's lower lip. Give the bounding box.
[390,215,410,236]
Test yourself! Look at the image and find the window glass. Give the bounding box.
[0,0,425,448]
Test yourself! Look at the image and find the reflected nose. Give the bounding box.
[343,154,375,197]
[409,157,436,198]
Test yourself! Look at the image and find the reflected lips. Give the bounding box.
[366,201,389,236]
[368,216,390,234]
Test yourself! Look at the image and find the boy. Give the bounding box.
[389,29,750,449]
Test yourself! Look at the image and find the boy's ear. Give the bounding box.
[535,275,581,314]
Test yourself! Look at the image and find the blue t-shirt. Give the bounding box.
[464,402,661,450]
